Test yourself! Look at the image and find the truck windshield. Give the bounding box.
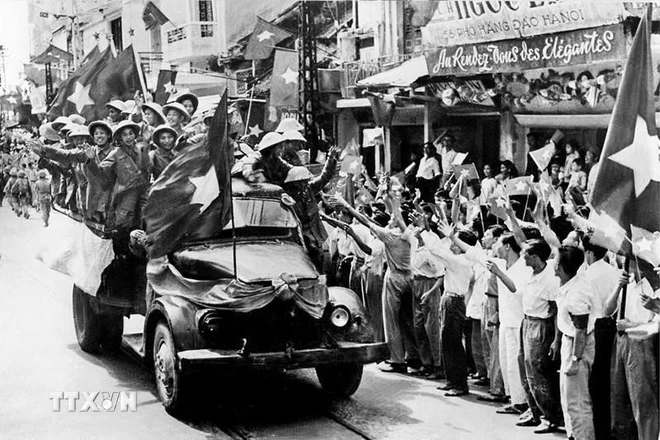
[223,199,298,230]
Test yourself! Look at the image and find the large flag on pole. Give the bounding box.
[265,48,299,131]
[48,45,144,121]
[243,17,293,60]
[144,91,232,258]
[591,5,660,254]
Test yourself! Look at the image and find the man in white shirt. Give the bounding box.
[457,224,508,400]
[581,234,620,440]
[486,232,532,414]
[554,246,596,440]
[438,133,458,188]
[604,268,659,440]
[415,143,441,202]
[518,239,563,433]
[434,223,478,396]
[410,219,445,379]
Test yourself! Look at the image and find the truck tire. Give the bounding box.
[153,321,189,415]
[316,363,363,397]
[72,285,101,353]
[100,315,124,353]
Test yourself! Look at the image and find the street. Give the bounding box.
[0,204,561,440]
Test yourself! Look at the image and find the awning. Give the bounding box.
[515,113,660,128]
[31,44,73,64]
[357,56,428,88]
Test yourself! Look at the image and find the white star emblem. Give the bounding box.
[249,124,263,137]
[7,97,17,105]
[67,81,94,113]
[515,181,528,192]
[189,165,219,213]
[608,115,660,197]
[539,180,550,192]
[542,149,552,160]
[164,81,177,95]
[636,237,654,253]
[257,30,274,42]
[281,67,298,85]
[460,169,470,179]
[495,197,507,208]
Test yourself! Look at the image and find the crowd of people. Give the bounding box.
[315,132,659,440]
[1,90,658,440]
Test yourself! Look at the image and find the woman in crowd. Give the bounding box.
[162,102,190,137]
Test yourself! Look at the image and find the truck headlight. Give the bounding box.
[330,305,350,328]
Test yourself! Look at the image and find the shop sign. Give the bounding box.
[419,1,626,47]
[426,24,626,77]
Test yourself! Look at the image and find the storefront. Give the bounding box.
[337,1,650,176]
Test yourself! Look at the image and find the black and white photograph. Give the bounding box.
[0,1,659,439]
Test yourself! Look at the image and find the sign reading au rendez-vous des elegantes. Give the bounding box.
[425,24,627,77]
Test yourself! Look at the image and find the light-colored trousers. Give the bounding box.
[560,333,595,440]
[499,326,526,405]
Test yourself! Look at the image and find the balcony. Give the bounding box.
[138,52,164,75]
[163,22,219,64]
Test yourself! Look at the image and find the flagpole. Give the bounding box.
[244,60,256,136]
[228,103,238,281]
[132,44,148,99]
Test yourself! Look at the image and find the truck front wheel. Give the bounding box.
[153,321,189,415]
[316,363,363,397]
[72,285,101,353]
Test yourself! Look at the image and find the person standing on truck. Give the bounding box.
[85,120,150,230]
[148,125,177,181]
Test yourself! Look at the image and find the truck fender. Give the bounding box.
[143,294,205,364]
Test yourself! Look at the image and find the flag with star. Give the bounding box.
[505,176,533,196]
[243,17,293,61]
[487,195,509,221]
[47,45,144,121]
[265,48,299,131]
[144,91,232,259]
[529,142,555,172]
[154,69,178,105]
[631,225,660,266]
[591,5,660,250]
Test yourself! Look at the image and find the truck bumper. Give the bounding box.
[178,341,389,372]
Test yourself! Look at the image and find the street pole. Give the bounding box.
[70,0,78,69]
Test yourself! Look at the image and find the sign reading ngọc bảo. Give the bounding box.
[419,1,626,47]
[426,24,627,77]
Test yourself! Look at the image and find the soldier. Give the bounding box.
[34,169,52,227]
[148,124,177,180]
[280,130,307,166]
[3,168,18,212]
[139,102,166,145]
[282,147,339,271]
[0,166,9,207]
[105,100,126,126]
[162,102,190,137]
[85,120,150,230]
[241,132,291,186]
[11,169,32,218]
[176,92,199,118]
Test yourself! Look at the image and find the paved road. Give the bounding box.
[0,204,563,439]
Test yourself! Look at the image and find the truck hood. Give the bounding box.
[171,241,319,284]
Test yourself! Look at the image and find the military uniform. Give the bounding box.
[34,173,52,226]
[86,142,150,230]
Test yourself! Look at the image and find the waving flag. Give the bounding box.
[265,48,299,130]
[505,176,533,196]
[48,46,144,121]
[591,6,660,253]
[144,91,231,258]
[631,225,660,266]
[529,142,555,172]
[244,17,293,61]
[154,69,178,105]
